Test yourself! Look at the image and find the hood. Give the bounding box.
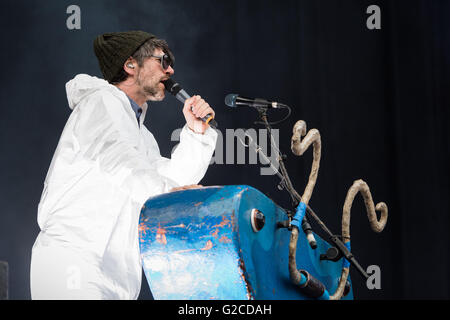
[65,74,116,110]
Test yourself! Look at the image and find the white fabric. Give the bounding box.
[30,74,217,299]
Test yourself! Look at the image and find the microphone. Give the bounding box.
[225,93,283,109]
[162,78,218,129]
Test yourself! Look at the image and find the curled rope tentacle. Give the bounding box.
[289,120,322,291]
[329,268,350,300]
[329,179,388,300]
[342,179,388,239]
[289,120,388,300]
[291,120,321,205]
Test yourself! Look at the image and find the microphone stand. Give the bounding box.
[254,106,369,280]
[256,108,300,207]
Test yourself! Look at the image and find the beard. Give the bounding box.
[137,71,165,101]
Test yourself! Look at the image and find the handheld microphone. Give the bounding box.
[225,93,283,109]
[162,78,218,129]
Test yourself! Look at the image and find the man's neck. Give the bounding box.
[114,81,146,107]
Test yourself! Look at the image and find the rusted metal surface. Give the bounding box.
[238,250,255,300]
[139,186,252,299]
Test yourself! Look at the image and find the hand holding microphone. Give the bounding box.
[183,95,216,134]
[162,78,218,133]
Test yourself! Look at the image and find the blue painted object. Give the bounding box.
[139,185,353,300]
[291,202,307,228]
[343,241,351,268]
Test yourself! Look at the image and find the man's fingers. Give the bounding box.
[181,94,215,133]
[169,184,204,192]
[185,184,202,188]
[191,99,207,116]
[191,99,215,119]
[199,107,215,119]
[183,95,200,112]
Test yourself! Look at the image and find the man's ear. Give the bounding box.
[124,58,137,75]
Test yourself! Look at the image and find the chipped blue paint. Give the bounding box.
[139,185,353,300]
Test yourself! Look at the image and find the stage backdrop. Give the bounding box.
[0,0,448,299]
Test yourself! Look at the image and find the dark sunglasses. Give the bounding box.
[151,54,173,70]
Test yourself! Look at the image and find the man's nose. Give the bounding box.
[166,65,175,75]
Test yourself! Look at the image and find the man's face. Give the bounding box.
[135,48,174,101]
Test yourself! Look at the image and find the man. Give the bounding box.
[30,31,218,299]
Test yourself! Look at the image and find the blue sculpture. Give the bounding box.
[139,185,353,300]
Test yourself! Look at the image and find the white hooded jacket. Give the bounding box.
[30,74,217,299]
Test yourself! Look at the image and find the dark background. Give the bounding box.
[0,0,448,300]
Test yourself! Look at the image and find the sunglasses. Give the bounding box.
[151,54,174,70]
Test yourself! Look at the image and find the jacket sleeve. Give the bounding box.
[149,124,218,186]
[72,91,178,208]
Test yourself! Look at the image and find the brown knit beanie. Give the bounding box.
[93,31,155,82]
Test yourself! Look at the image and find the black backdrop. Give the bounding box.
[0,0,448,300]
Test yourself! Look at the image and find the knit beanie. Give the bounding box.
[93,30,155,82]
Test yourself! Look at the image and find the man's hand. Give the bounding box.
[183,95,215,134]
[169,184,203,192]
